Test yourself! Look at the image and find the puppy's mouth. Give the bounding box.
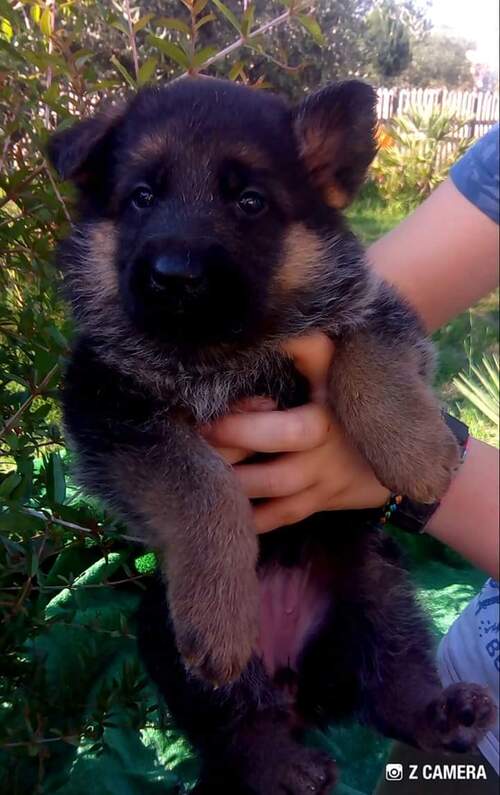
[121,265,260,349]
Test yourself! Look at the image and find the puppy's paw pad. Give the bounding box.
[181,633,256,687]
[247,743,337,795]
[278,749,337,795]
[172,576,259,686]
[422,683,497,752]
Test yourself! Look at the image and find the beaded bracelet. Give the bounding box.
[377,493,403,527]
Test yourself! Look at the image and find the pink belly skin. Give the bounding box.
[257,559,333,678]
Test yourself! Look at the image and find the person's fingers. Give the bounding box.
[234,450,318,499]
[202,403,331,453]
[253,486,322,534]
[216,446,251,465]
[232,396,277,413]
[282,333,334,402]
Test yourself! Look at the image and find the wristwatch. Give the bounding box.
[390,413,470,535]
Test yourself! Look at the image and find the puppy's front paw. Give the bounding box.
[170,558,260,687]
[369,411,460,504]
[417,683,497,753]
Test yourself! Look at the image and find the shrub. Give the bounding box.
[0,3,322,791]
[372,107,474,210]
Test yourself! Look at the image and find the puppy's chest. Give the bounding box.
[169,351,308,423]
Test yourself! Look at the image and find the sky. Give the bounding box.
[428,0,499,72]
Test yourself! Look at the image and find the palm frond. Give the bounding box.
[453,354,499,427]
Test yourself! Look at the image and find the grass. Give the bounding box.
[348,194,406,245]
[349,191,499,446]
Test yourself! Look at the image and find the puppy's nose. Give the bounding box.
[150,253,203,290]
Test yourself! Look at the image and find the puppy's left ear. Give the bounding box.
[294,80,378,208]
[47,102,125,185]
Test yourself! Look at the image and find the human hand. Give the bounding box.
[201,334,389,533]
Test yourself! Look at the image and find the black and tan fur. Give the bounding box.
[49,78,495,794]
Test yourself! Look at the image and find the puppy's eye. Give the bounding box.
[237,189,267,217]
[131,186,154,210]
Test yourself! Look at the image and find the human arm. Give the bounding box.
[204,333,499,578]
[425,437,499,577]
[368,177,499,333]
[205,130,500,574]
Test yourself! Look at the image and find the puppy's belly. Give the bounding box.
[257,560,333,677]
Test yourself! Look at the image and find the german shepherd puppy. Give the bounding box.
[49,78,495,793]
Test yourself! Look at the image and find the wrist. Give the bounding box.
[388,413,469,535]
[424,438,499,576]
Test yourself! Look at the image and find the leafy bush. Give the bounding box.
[0,2,495,793]
[0,2,327,792]
[372,107,474,210]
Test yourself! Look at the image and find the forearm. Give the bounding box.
[367,179,499,333]
[425,438,499,578]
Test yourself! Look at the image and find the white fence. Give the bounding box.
[377,87,499,139]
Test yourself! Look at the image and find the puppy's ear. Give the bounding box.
[294,81,378,208]
[47,103,125,184]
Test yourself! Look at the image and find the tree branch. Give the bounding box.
[124,0,139,80]
[0,363,59,441]
[0,165,45,211]
[21,507,143,545]
[200,8,291,71]
[43,160,72,225]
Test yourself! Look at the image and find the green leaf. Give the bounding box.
[0,0,19,26]
[39,6,52,38]
[1,16,13,41]
[45,551,130,618]
[192,45,217,69]
[110,19,129,36]
[147,36,190,69]
[74,49,95,69]
[30,4,41,24]
[228,60,245,81]
[42,82,60,105]
[0,508,44,534]
[133,13,155,33]
[0,37,24,61]
[155,17,191,36]
[45,451,66,505]
[297,15,325,46]
[193,0,209,14]
[212,0,241,34]
[453,353,499,428]
[10,457,33,502]
[0,471,22,498]
[137,56,158,86]
[194,13,216,32]
[241,2,255,37]
[110,54,137,88]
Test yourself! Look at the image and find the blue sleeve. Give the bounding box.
[450,124,499,225]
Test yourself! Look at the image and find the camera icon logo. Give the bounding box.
[385,763,404,781]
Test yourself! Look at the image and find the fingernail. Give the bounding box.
[238,396,276,412]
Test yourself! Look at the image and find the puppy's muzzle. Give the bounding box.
[137,239,207,298]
